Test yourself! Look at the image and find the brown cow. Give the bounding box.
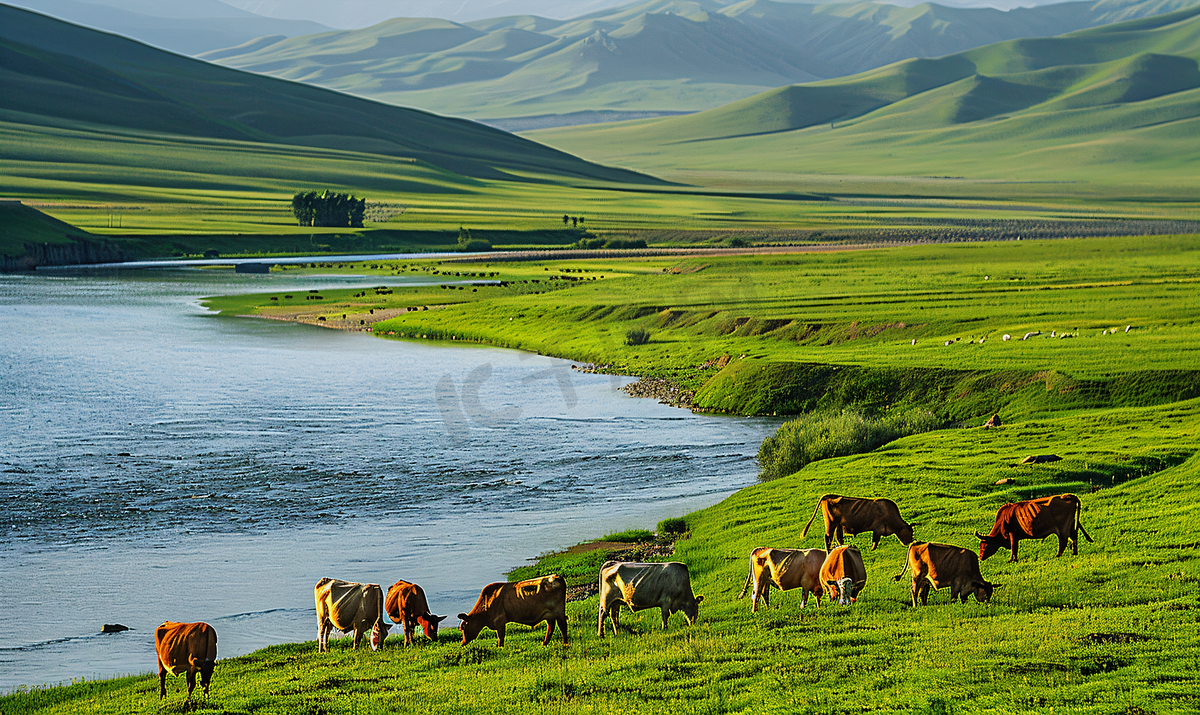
[598,561,705,636]
[458,574,567,646]
[385,579,446,646]
[892,541,999,606]
[802,494,916,552]
[737,547,826,612]
[819,545,867,606]
[315,578,391,652]
[155,621,217,700]
[976,493,1094,562]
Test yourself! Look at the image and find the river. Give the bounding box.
[0,265,777,690]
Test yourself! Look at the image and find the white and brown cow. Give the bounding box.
[458,574,568,646]
[314,578,391,652]
[820,545,867,606]
[155,621,217,700]
[893,541,999,606]
[598,561,704,636]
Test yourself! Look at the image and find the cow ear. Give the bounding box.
[433,614,447,624]
[457,613,469,620]
[694,595,704,604]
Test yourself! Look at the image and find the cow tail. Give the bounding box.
[801,496,828,539]
[891,553,910,582]
[737,562,754,600]
[1075,499,1094,543]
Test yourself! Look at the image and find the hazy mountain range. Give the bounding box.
[199,0,1200,127]
[530,5,1200,190]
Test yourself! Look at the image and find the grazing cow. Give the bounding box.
[598,561,704,636]
[385,579,446,646]
[155,621,217,700]
[976,493,1094,563]
[314,578,391,652]
[820,545,867,606]
[737,547,826,612]
[458,574,567,646]
[892,542,999,606]
[802,494,916,552]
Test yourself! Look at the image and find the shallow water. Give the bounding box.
[0,267,776,690]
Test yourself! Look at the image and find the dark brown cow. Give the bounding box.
[737,547,825,612]
[819,545,867,606]
[385,580,446,646]
[155,621,217,700]
[315,578,391,652]
[976,493,1093,562]
[892,541,999,606]
[458,574,568,646]
[802,494,916,552]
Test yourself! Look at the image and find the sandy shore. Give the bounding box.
[247,306,420,332]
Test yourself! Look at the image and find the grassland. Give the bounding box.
[10,231,1200,714]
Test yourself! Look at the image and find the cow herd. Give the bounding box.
[153,491,1092,702]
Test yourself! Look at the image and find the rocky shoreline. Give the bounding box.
[619,377,695,409]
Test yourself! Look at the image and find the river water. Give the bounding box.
[0,266,776,690]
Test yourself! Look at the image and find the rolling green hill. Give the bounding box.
[202,0,1200,125]
[529,5,1200,193]
[0,4,655,185]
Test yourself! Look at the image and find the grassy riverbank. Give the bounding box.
[9,235,1199,714]
[5,396,1198,714]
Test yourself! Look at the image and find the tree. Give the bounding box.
[292,190,367,228]
[571,216,578,228]
[562,214,570,226]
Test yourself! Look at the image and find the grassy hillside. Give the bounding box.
[0,5,653,185]
[9,237,1200,714]
[529,5,1200,193]
[202,0,1200,123]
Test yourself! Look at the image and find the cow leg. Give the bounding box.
[1056,533,1068,558]
[318,621,329,652]
[799,589,807,609]
[159,663,167,699]
[352,627,364,650]
[558,616,569,645]
[761,584,769,610]
[661,606,671,630]
[598,604,607,638]
[610,606,621,635]
[1009,534,1020,563]
[824,530,833,553]
[186,669,196,699]
[542,618,555,646]
[496,622,506,647]
[916,580,930,606]
[871,532,881,550]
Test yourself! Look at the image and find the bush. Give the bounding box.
[604,238,647,249]
[575,237,606,249]
[625,328,651,346]
[757,408,944,480]
[727,237,749,248]
[602,529,654,543]
[657,517,688,536]
[456,238,492,252]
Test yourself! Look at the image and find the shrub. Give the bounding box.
[625,328,650,346]
[602,529,654,543]
[657,517,688,536]
[727,237,749,248]
[604,238,647,249]
[456,238,492,252]
[757,408,943,480]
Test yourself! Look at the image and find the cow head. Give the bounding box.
[199,659,216,695]
[898,520,916,546]
[975,531,1004,561]
[972,581,999,603]
[826,577,857,606]
[680,595,704,625]
[457,613,484,645]
[419,613,447,641]
[370,621,392,651]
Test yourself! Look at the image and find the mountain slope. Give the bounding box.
[527,6,1200,191]
[6,0,334,55]
[204,0,1200,123]
[0,5,657,185]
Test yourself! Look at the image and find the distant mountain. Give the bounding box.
[529,6,1200,189]
[5,0,333,56]
[0,5,656,184]
[204,0,1200,126]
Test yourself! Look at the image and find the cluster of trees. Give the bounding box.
[292,191,366,228]
[562,215,585,228]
